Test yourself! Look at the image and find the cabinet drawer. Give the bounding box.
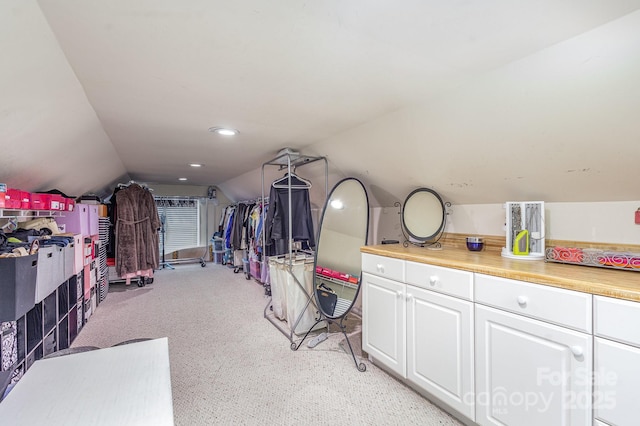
[361,254,404,282]
[475,274,592,332]
[405,261,473,300]
[595,295,640,347]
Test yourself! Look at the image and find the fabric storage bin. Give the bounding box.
[83,237,92,266]
[43,329,56,357]
[63,241,75,281]
[35,246,64,303]
[83,264,91,300]
[76,301,84,333]
[1,322,18,371]
[84,296,92,322]
[90,259,99,284]
[0,254,38,322]
[91,234,99,260]
[71,234,83,275]
[68,304,78,343]
[88,205,99,236]
[56,204,90,236]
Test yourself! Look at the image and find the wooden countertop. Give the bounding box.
[361,244,640,302]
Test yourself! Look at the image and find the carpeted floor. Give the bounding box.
[72,263,462,425]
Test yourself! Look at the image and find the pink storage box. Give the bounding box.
[56,203,90,235]
[71,234,83,275]
[88,205,99,235]
[65,198,76,212]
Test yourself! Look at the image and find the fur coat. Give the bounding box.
[115,184,160,276]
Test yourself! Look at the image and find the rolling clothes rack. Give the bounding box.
[154,196,209,268]
[261,153,328,347]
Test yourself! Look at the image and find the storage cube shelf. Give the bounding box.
[1,271,86,379]
[0,203,107,388]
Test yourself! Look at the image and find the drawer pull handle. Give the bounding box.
[429,276,438,286]
[570,346,583,357]
[407,293,413,301]
[376,264,385,273]
[396,290,403,298]
[517,296,528,307]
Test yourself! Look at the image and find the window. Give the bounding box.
[155,197,201,255]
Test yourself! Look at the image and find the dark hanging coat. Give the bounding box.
[264,184,315,256]
[114,184,160,276]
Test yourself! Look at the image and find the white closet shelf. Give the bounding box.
[0,209,65,219]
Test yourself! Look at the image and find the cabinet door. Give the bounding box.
[475,305,592,426]
[407,286,475,421]
[362,272,406,377]
[594,337,640,426]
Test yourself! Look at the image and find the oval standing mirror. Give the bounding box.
[401,188,446,246]
[314,178,369,319]
[310,178,369,371]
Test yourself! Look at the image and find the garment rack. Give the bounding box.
[261,153,328,348]
[154,195,209,268]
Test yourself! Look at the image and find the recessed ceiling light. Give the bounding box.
[178,177,188,181]
[189,163,203,168]
[208,127,238,136]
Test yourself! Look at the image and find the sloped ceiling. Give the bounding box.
[2,1,640,205]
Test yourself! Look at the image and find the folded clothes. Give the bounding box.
[39,236,74,247]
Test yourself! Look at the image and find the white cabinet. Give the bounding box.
[362,272,406,377]
[593,295,640,426]
[475,283,593,426]
[407,285,474,420]
[362,254,475,421]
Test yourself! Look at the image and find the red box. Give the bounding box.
[51,194,64,211]
[0,192,5,208]
[20,191,31,209]
[31,193,48,210]
[31,193,63,210]
[66,198,76,212]
[5,189,22,209]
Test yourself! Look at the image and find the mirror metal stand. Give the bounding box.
[291,313,366,372]
[394,191,451,248]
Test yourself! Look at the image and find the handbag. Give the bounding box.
[316,283,337,316]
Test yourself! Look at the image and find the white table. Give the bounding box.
[0,337,174,425]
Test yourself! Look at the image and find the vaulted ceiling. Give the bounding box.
[2,1,640,206]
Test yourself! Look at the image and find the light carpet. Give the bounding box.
[72,263,462,426]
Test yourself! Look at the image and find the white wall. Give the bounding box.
[0,0,126,197]
[304,10,640,208]
[371,201,640,246]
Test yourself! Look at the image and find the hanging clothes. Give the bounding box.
[264,178,315,256]
[114,183,161,277]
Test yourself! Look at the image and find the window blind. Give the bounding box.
[155,198,201,255]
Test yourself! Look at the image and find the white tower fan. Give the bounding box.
[501,201,545,260]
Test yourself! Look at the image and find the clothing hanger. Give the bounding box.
[272,172,312,189]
